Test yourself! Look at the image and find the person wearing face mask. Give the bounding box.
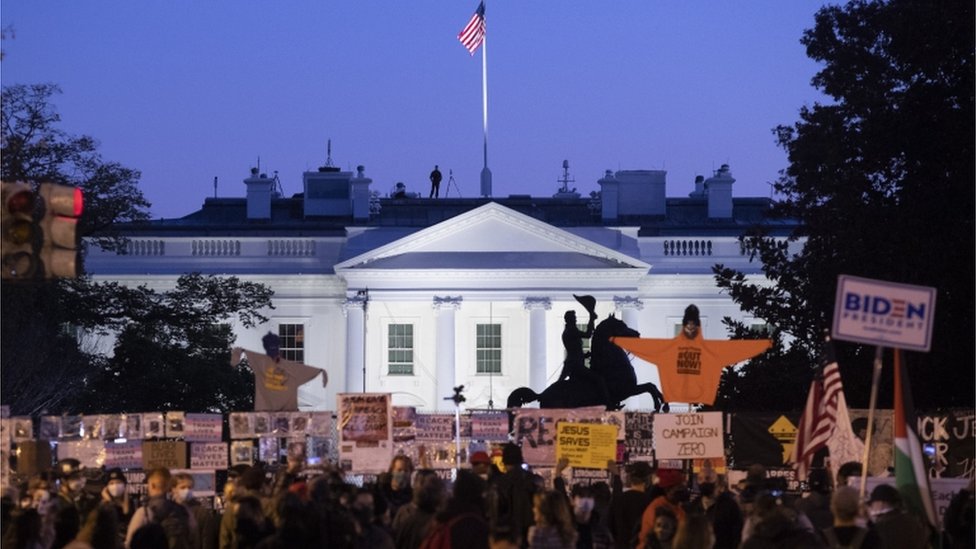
[53,458,98,549]
[352,487,394,549]
[471,451,498,483]
[101,468,134,545]
[568,484,613,549]
[690,474,742,549]
[865,484,932,549]
[379,455,415,523]
[172,472,218,549]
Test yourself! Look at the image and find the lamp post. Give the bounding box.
[357,288,369,393]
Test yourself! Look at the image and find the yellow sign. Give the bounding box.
[767,415,798,464]
[555,422,617,469]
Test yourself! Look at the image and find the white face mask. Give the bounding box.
[173,488,192,503]
[67,479,85,492]
[108,482,126,498]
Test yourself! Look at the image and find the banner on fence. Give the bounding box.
[338,393,392,473]
[513,407,606,466]
[555,422,617,469]
[653,412,723,460]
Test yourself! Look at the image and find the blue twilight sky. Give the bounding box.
[2,1,831,220]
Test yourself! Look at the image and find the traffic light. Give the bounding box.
[38,182,84,278]
[1,182,39,279]
[0,181,84,280]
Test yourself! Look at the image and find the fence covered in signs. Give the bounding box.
[1,402,972,496]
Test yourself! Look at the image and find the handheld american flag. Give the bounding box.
[458,2,486,55]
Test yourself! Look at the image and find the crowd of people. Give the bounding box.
[1,447,973,549]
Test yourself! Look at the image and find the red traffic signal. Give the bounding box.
[39,183,84,278]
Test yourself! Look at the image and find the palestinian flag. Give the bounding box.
[893,349,937,530]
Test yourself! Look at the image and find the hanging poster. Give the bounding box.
[143,413,165,439]
[729,412,801,467]
[513,407,606,466]
[126,415,143,440]
[291,413,310,435]
[392,407,417,443]
[61,415,83,439]
[103,415,125,440]
[104,441,143,469]
[915,409,976,479]
[12,417,33,441]
[307,412,333,436]
[230,440,254,466]
[81,416,102,439]
[229,413,254,439]
[253,413,271,437]
[272,413,291,436]
[307,436,332,466]
[416,414,455,442]
[471,412,509,442]
[286,438,307,465]
[258,437,280,464]
[338,393,393,473]
[185,414,223,443]
[190,442,228,470]
[165,412,186,438]
[39,416,61,441]
[555,422,617,469]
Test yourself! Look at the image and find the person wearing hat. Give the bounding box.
[101,468,134,545]
[469,451,495,482]
[51,458,99,549]
[820,486,882,549]
[635,469,689,549]
[866,483,932,548]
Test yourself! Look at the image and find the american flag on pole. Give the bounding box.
[790,337,862,481]
[458,2,486,55]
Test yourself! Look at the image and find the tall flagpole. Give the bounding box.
[479,1,492,197]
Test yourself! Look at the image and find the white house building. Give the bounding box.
[84,163,796,412]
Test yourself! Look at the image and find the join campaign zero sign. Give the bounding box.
[653,412,724,460]
[833,275,936,351]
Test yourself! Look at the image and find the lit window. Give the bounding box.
[278,324,305,363]
[388,324,414,375]
[476,323,502,374]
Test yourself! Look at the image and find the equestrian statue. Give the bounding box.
[506,295,668,412]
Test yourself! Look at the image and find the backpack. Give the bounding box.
[146,499,193,549]
[419,513,480,549]
[822,526,867,549]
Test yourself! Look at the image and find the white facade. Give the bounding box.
[86,167,791,413]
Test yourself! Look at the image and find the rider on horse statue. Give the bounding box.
[559,296,611,408]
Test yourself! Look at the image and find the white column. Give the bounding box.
[433,296,462,409]
[344,296,367,393]
[614,296,643,332]
[523,297,552,390]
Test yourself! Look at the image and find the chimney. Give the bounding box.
[689,175,706,198]
[244,168,272,220]
[706,164,734,218]
[600,169,666,221]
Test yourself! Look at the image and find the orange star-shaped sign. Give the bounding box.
[611,331,771,405]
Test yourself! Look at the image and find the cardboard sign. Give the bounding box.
[142,441,187,470]
[190,442,228,470]
[16,440,52,476]
[653,412,724,459]
[338,393,393,473]
[625,412,654,459]
[416,414,455,442]
[513,407,605,466]
[833,275,936,351]
[555,422,617,469]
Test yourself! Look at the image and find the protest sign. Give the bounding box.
[471,412,509,442]
[104,441,143,469]
[184,414,222,442]
[653,412,723,459]
[416,414,455,442]
[229,413,254,439]
[555,422,617,469]
[833,275,936,351]
[190,442,228,470]
[624,412,654,459]
[338,393,393,473]
[513,407,605,466]
[142,441,187,470]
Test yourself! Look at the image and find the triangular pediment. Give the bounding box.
[335,202,649,271]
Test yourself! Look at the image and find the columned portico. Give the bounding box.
[523,297,552,390]
[433,296,462,404]
[613,296,644,332]
[344,296,367,393]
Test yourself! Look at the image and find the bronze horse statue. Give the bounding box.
[506,314,668,411]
